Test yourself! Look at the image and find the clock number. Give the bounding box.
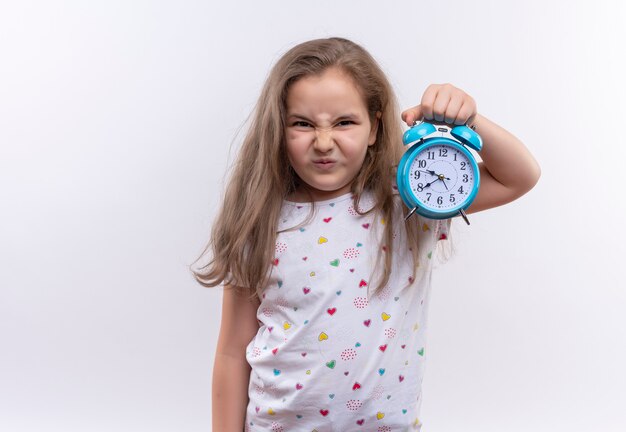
[427,151,435,160]
[437,196,443,205]
[413,170,421,180]
[457,186,464,194]
[438,148,448,157]
[418,160,426,168]
[416,183,424,192]
[453,153,458,161]
[460,162,466,170]
[462,174,469,183]
[449,194,455,203]
[426,193,432,202]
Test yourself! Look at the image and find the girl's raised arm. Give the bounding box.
[212,285,260,432]
[462,112,541,214]
[402,84,541,214]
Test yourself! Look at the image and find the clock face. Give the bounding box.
[407,143,476,211]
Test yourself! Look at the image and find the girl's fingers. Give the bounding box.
[432,88,452,122]
[401,105,424,126]
[403,84,477,127]
[456,100,477,125]
[444,95,464,124]
[419,84,439,121]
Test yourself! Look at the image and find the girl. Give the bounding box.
[192,37,540,431]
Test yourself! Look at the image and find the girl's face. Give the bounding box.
[285,67,378,202]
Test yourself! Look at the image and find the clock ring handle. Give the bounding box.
[409,118,483,152]
[412,116,477,129]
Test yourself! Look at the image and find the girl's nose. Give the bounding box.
[313,126,334,152]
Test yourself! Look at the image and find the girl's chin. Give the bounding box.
[300,186,351,201]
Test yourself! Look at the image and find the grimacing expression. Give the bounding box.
[285,67,379,202]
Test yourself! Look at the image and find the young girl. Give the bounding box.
[192,37,540,431]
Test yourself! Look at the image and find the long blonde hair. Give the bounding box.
[190,37,429,300]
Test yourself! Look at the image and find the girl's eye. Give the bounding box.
[337,120,354,126]
[293,121,311,127]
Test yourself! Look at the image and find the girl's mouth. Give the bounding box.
[313,160,336,169]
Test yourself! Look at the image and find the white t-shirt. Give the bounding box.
[244,189,450,432]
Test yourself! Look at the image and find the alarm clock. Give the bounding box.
[396,120,483,225]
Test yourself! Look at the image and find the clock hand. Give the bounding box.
[424,172,451,190]
[418,170,437,176]
[424,178,441,188]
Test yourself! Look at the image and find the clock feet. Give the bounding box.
[459,208,470,225]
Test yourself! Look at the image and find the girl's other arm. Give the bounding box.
[212,285,260,432]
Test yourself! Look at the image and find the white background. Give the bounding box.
[1,1,625,431]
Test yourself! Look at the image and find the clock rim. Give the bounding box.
[397,137,480,219]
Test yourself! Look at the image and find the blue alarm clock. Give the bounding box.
[396,120,483,225]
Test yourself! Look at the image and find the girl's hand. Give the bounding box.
[401,83,478,128]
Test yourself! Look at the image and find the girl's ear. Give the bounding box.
[368,111,382,146]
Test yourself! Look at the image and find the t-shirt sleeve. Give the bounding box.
[435,217,451,242]
[415,215,451,268]
[413,214,451,242]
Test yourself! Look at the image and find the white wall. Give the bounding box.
[1,1,624,431]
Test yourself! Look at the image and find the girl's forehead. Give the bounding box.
[286,69,368,117]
